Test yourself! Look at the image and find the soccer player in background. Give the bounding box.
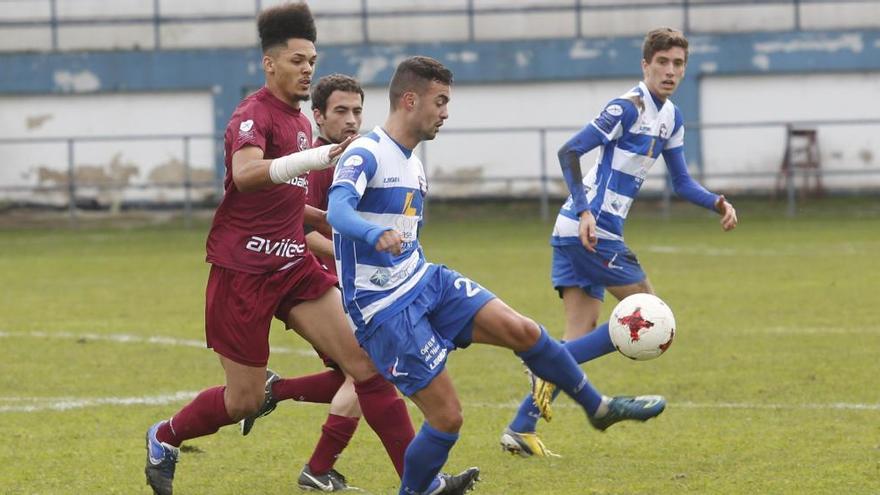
[327,55,666,495]
[500,27,738,457]
[143,5,413,494]
[239,74,411,491]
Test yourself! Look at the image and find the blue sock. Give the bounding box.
[399,422,458,495]
[516,327,603,416]
[565,323,615,363]
[508,392,543,433]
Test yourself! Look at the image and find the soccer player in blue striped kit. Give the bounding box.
[501,28,739,457]
[327,55,666,494]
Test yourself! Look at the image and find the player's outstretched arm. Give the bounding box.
[663,147,737,231]
[231,135,356,193]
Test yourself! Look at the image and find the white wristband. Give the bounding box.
[268,144,335,184]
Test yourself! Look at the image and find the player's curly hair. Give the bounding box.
[389,56,454,110]
[643,28,688,63]
[311,74,364,114]
[258,2,316,53]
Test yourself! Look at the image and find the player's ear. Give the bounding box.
[262,54,274,75]
[403,91,417,111]
[313,108,324,126]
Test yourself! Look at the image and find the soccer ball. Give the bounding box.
[609,293,676,361]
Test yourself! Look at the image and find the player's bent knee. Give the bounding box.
[224,389,265,421]
[430,409,463,433]
[505,315,541,350]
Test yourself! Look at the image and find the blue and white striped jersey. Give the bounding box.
[552,81,685,244]
[331,127,432,335]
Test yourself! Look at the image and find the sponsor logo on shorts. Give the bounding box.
[390,357,409,377]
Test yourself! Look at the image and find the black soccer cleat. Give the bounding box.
[297,464,352,492]
[240,369,281,436]
[431,467,480,494]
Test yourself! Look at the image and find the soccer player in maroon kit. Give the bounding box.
[239,74,399,491]
[143,4,413,494]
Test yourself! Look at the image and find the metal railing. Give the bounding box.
[2,116,879,226]
[0,133,221,228]
[0,0,875,51]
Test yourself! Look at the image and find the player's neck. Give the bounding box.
[382,118,418,150]
[265,83,302,111]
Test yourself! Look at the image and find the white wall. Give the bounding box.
[700,72,880,191]
[0,92,215,205]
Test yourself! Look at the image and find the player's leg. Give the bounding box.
[146,357,267,495]
[286,286,415,477]
[503,288,606,450]
[401,370,465,494]
[145,265,277,494]
[471,298,606,417]
[298,376,362,491]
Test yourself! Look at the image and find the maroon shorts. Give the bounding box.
[205,254,338,367]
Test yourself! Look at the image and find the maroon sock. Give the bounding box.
[307,414,360,475]
[354,374,415,478]
[271,369,345,404]
[156,386,233,447]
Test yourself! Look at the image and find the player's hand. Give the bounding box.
[328,134,358,164]
[716,195,738,231]
[375,229,403,256]
[578,210,598,252]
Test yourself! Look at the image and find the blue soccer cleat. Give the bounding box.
[240,369,281,436]
[145,421,179,495]
[589,395,666,431]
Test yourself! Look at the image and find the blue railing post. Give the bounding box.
[539,129,549,222]
[67,138,77,227]
[183,136,193,228]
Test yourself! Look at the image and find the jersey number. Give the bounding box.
[453,277,481,297]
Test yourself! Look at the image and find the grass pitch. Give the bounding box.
[1,198,878,494]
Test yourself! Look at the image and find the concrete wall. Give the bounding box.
[2,0,879,52]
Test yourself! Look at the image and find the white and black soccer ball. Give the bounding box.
[609,293,676,361]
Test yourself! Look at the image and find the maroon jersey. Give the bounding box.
[306,135,337,275]
[206,87,313,274]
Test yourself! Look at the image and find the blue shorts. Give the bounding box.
[359,265,496,396]
[550,241,646,301]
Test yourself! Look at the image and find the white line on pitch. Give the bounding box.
[0,391,199,413]
[0,330,317,357]
[1,393,878,414]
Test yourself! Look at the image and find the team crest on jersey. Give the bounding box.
[238,119,255,140]
[605,104,623,117]
[659,123,668,139]
[297,131,309,151]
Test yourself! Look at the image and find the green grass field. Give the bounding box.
[1,198,879,494]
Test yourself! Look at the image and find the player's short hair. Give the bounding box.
[311,74,364,114]
[258,2,316,53]
[642,28,689,63]
[389,56,454,110]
